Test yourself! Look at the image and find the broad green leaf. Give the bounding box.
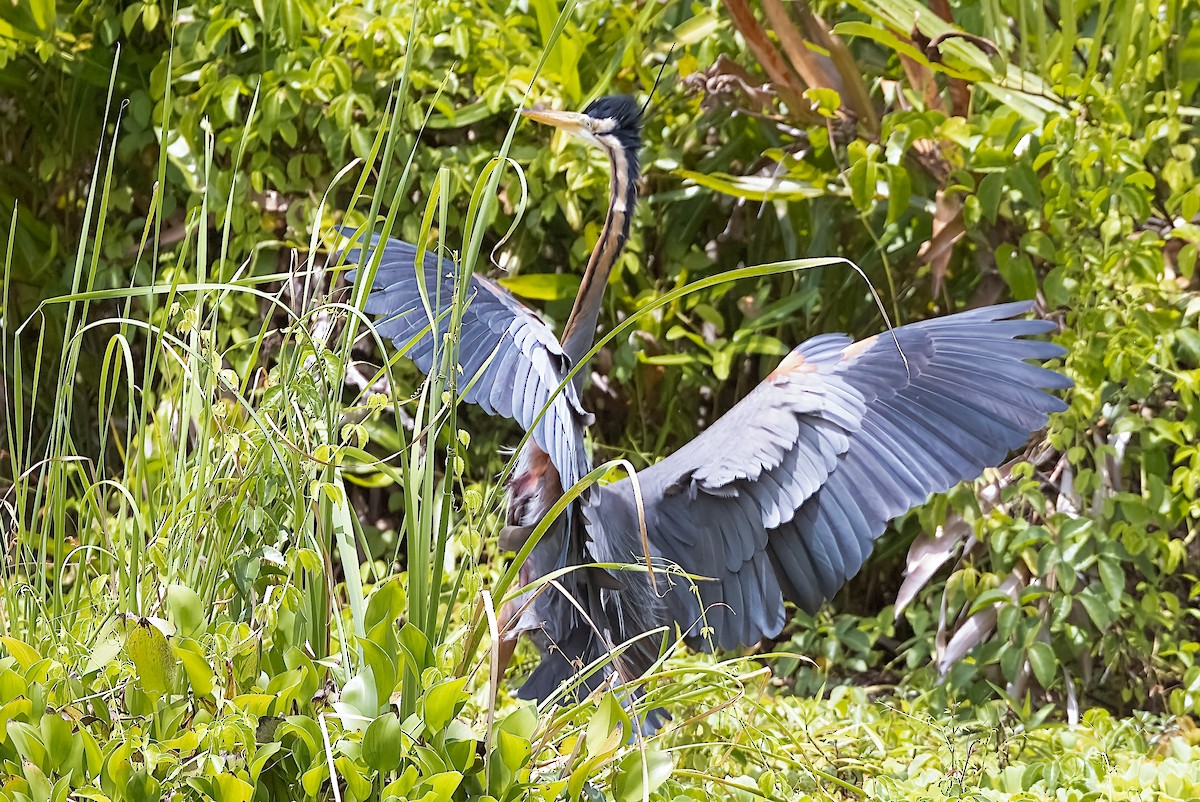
[421,677,468,731]
[123,618,177,693]
[1028,642,1057,688]
[672,9,721,45]
[363,713,405,772]
[968,588,1014,616]
[340,668,379,721]
[614,746,673,802]
[585,693,628,757]
[0,637,40,668]
[995,245,1037,300]
[166,584,204,637]
[211,773,254,802]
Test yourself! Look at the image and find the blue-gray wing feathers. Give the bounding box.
[597,301,1070,651]
[344,231,590,490]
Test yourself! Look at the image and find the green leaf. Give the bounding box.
[672,9,721,45]
[585,693,628,757]
[174,640,215,697]
[0,636,41,668]
[614,746,673,802]
[40,711,74,772]
[366,578,407,631]
[1028,642,1057,688]
[977,172,1006,223]
[803,87,842,118]
[968,588,1014,616]
[211,773,254,802]
[1077,590,1115,630]
[1098,558,1125,602]
[166,584,204,637]
[421,677,468,731]
[677,168,827,202]
[995,245,1037,300]
[363,713,405,772]
[340,669,379,720]
[498,272,582,302]
[124,618,177,693]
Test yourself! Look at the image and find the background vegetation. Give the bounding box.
[2,0,1200,799]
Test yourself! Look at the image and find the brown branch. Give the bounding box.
[796,3,880,136]
[760,0,841,94]
[722,0,811,117]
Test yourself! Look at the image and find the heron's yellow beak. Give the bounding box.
[521,107,591,137]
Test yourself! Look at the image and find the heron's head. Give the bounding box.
[522,94,642,153]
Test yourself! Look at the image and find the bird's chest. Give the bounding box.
[506,444,564,526]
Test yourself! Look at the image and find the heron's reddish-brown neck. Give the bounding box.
[560,142,638,365]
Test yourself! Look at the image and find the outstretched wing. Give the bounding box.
[345,231,590,489]
[601,301,1070,650]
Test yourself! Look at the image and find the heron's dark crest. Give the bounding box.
[583,94,643,152]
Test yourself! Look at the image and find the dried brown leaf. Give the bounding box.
[919,189,966,297]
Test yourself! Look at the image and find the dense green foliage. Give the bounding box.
[3,0,1200,799]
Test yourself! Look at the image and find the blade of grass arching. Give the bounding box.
[171,125,220,611]
[429,184,486,645]
[414,171,453,646]
[340,2,428,342]
[420,0,581,681]
[336,81,455,653]
[137,19,176,538]
[394,177,456,718]
[329,7,434,673]
[93,332,138,615]
[3,204,19,487]
[341,68,449,345]
[215,81,262,306]
[328,472,365,643]
[446,2,579,532]
[41,57,127,619]
[2,204,21,624]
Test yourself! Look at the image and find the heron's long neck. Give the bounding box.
[560,144,639,366]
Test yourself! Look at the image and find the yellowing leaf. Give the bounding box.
[0,637,40,668]
[498,272,582,302]
[124,618,177,693]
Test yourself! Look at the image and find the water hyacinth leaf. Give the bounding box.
[419,770,464,802]
[6,721,46,767]
[211,773,254,802]
[174,641,215,697]
[40,711,74,772]
[336,755,375,800]
[359,637,399,704]
[614,745,673,802]
[421,677,469,731]
[166,584,204,637]
[249,741,283,783]
[340,668,380,721]
[500,703,537,742]
[366,577,407,631]
[363,713,406,772]
[0,637,40,669]
[124,618,177,693]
